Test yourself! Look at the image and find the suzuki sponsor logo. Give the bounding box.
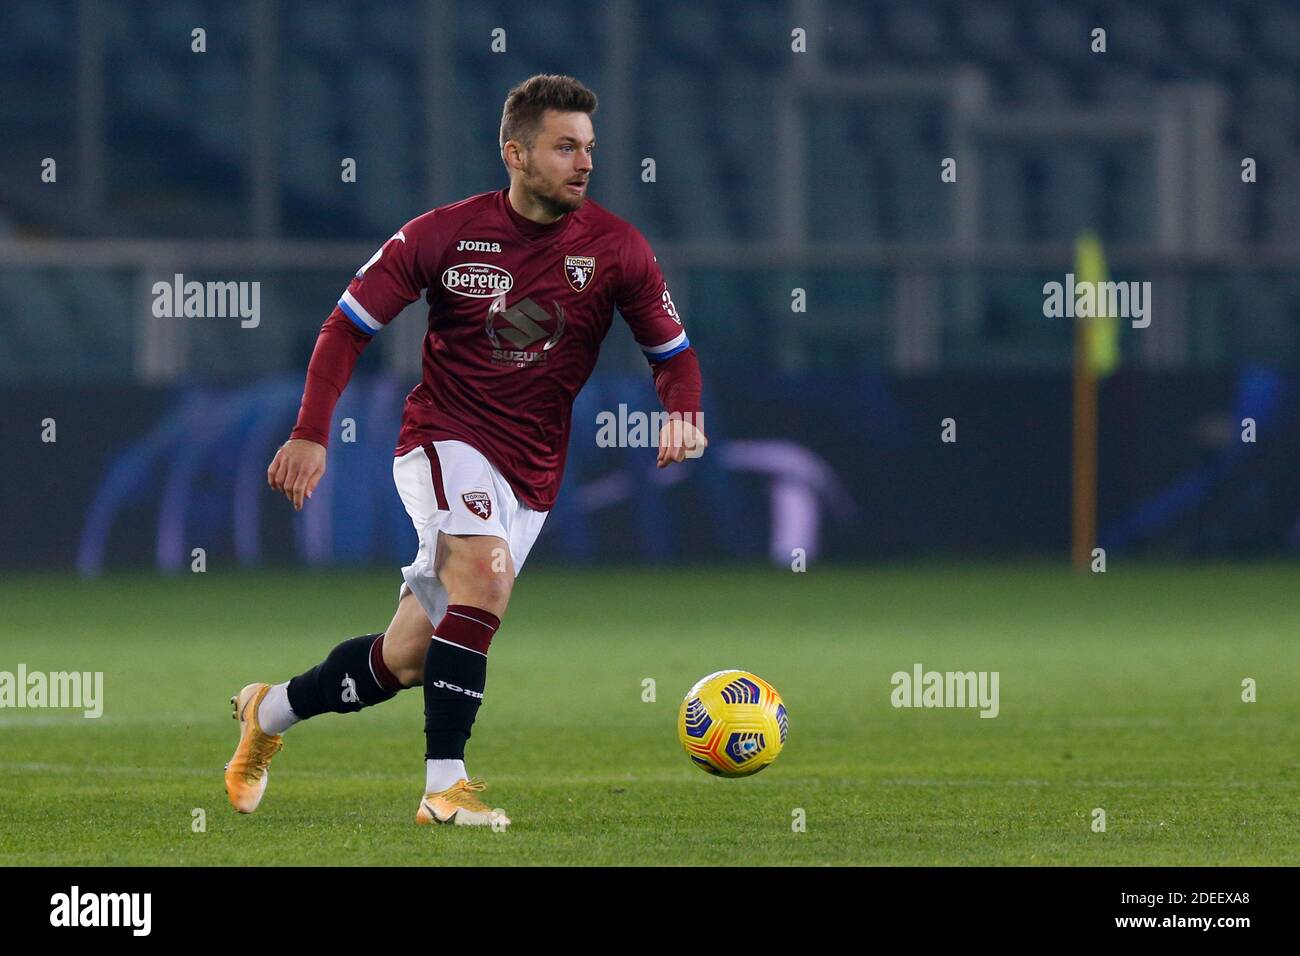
[485,295,565,366]
[442,262,514,298]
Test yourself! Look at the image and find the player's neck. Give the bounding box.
[507,182,566,226]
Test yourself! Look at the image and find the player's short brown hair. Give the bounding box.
[499,74,598,158]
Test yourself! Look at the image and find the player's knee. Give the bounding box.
[438,542,513,615]
[466,570,512,616]
[442,564,512,616]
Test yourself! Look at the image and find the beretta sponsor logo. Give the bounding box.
[442,262,514,298]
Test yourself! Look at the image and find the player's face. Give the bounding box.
[519,110,594,218]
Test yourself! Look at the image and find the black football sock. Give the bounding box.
[424,605,501,759]
[286,633,403,719]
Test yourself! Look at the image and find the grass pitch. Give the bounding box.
[1,563,1297,866]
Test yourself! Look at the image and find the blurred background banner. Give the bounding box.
[1,0,1298,571]
[4,368,1295,570]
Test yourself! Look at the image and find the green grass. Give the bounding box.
[1,563,1297,865]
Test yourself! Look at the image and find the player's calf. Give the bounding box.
[225,631,412,812]
[421,533,513,797]
[377,590,438,686]
[423,605,499,762]
[243,614,419,751]
[259,633,404,734]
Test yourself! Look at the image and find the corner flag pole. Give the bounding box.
[1070,232,1118,572]
[1071,307,1098,572]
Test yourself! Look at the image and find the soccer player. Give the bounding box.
[224,74,706,827]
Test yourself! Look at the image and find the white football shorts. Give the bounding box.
[392,439,548,625]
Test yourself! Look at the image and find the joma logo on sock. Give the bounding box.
[50,886,151,936]
[340,674,359,704]
[430,679,484,700]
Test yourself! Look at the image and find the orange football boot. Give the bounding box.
[416,778,511,828]
[224,682,284,813]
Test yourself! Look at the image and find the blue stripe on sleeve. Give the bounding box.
[644,339,690,362]
[338,298,376,336]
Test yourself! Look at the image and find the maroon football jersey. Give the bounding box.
[328,188,691,511]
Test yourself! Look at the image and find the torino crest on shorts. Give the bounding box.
[462,491,493,520]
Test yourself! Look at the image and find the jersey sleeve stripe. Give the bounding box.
[339,290,382,333]
[641,330,689,361]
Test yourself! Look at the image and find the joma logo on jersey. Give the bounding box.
[485,295,566,366]
[462,491,492,520]
[456,240,503,253]
[442,263,514,298]
[565,255,596,292]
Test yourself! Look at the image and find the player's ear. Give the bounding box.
[503,141,522,172]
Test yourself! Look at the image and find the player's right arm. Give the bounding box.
[269,217,433,510]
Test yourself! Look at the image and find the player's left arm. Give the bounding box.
[615,225,706,468]
[650,349,706,468]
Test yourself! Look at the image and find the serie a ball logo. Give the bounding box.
[677,670,787,777]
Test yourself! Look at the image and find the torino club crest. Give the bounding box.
[461,492,492,520]
[565,255,595,292]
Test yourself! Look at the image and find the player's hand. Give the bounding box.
[656,416,707,468]
[267,439,327,511]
